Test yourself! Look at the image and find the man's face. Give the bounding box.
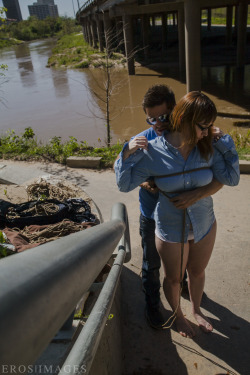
[145,102,171,136]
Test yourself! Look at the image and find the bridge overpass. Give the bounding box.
[77,0,250,92]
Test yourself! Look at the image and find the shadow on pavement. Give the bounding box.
[41,164,90,187]
[191,294,250,375]
[121,265,188,375]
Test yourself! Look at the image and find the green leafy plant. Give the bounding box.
[0,231,8,258]
[0,127,124,166]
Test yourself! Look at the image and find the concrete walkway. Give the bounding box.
[0,160,249,375]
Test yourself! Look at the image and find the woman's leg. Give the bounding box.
[187,220,217,332]
[156,237,195,338]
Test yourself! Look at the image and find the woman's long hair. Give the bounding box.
[170,91,217,160]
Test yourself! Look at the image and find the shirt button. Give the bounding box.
[188,209,191,213]
[187,182,189,184]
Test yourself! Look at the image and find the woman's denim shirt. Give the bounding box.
[115,134,240,243]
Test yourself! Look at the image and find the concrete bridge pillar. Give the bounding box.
[226,6,233,46]
[82,25,87,42]
[115,18,124,48]
[184,0,201,92]
[90,18,98,49]
[87,21,93,46]
[122,14,135,75]
[207,8,211,32]
[236,0,248,67]
[142,14,150,60]
[161,13,167,51]
[178,6,185,79]
[96,16,104,52]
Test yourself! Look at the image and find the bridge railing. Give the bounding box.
[0,202,131,374]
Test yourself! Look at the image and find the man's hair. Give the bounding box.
[142,84,176,112]
[170,91,217,160]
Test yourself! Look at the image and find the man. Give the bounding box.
[123,85,223,329]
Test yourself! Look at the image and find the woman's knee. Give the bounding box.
[187,268,205,280]
[163,274,182,285]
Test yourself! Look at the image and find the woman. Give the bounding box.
[115,91,240,338]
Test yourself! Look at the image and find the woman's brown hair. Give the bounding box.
[170,91,217,160]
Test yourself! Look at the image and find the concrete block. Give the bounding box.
[239,160,250,174]
[66,156,102,168]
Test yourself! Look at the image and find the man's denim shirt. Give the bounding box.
[130,127,159,219]
[115,133,240,243]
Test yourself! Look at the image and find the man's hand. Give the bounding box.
[212,126,224,142]
[169,190,201,209]
[140,180,159,194]
[123,136,148,160]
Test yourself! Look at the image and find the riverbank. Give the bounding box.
[46,32,127,69]
[0,127,249,166]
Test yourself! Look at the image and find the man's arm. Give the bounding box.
[169,179,223,209]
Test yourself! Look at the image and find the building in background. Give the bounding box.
[2,0,22,22]
[28,0,59,20]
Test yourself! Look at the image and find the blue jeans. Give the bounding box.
[140,214,161,308]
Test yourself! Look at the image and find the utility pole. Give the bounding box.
[72,0,75,17]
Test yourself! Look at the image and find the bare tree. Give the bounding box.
[86,22,140,147]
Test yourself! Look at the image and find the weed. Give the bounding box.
[0,128,124,167]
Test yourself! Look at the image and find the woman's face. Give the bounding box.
[195,120,214,141]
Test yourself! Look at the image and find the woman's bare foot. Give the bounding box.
[175,315,196,338]
[193,310,213,333]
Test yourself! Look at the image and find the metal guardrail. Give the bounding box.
[60,202,131,374]
[0,202,131,374]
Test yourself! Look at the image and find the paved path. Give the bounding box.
[0,160,249,375]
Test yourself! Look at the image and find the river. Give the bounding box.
[0,38,249,146]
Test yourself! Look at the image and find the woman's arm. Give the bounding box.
[169,178,223,209]
[114,142,152,192]
[212,134,240,186]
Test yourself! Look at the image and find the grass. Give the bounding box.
[47,32,127,69]
[0,128,249,168]
[201,7,250,25]
[0,37,23,48]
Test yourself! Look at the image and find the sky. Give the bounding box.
[0,0,85,19]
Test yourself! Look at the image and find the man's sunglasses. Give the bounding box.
[146,114,170,126]
[196,123,213,131]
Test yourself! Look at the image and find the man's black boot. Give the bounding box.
[145,304,166,330]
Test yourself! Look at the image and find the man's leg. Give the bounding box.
[140,214,165,329]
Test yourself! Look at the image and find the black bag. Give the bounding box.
[0,198,96,229]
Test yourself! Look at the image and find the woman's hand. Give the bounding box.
[123,136,148,159]
[169,190,200,209]
[212,126,224,142]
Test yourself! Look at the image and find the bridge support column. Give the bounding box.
[82,24,87,42]
[161,13,167,52]
[87,21,93,46]
[115,18,123,48]
[236,0,248,67]
[207,8,211,31]
[90,18,98,48]
[142,14,150,60]
[226,6,233,46]
[184,0,201,92]
[178,6,185,79]
[122,14,135,75]
[96,16,104,52]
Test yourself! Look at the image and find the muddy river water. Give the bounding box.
[0,38,249,146]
